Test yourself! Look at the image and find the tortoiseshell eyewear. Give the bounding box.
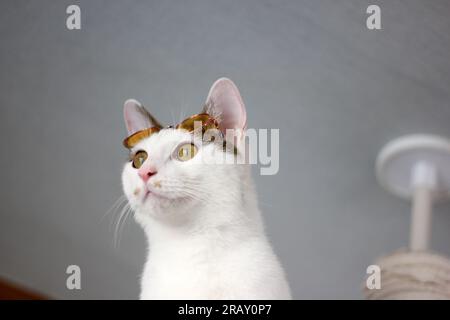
[123,113,219,149]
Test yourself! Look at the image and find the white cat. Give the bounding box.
[121,78,291,299]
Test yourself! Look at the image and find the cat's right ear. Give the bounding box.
[123,99,162,135]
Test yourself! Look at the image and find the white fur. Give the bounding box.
[122,129,291,299]
[121,78,291,299]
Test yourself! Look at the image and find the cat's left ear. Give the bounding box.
[203,78,247,139]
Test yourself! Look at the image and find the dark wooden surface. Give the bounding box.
[0,278,47,300]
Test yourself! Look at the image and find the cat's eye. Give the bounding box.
[131,150,148,168]
[175,143,198,162]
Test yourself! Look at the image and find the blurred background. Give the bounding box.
[1,0,450,299]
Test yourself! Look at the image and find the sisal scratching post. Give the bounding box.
[365,135,450,300]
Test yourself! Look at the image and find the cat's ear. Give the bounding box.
[123,99,162,135]
[203,78,247,136]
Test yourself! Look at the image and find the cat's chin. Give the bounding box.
[140,191,187,209]
[141,189,165,203]
[134,193,191,216]
[131,194,199,227]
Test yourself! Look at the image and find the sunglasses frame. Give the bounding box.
[123,113,219,149]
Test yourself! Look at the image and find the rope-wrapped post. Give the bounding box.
[366,135,450,300]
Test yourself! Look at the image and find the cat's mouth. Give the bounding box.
[141,186,167,203]
[143,190,151,202]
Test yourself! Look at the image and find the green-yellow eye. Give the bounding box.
[132,150,148,168]
[176,143,198,161]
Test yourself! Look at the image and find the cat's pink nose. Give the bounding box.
[138,167,157,182]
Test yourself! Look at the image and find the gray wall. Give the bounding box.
[1,0,450,299]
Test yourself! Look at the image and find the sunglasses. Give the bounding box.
[123,113,219,149]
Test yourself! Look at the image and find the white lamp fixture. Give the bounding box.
[365,134,450,299]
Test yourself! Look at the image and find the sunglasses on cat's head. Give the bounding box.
[123,113,219,149]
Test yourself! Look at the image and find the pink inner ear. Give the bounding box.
[206,78,247,132]
[123,99,151,135]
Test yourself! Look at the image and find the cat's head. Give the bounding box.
[121,78,248,226]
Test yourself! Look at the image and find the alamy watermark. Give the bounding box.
[66,265,81,290]
[175,121,280,176]
[366,264,381,290]
[66,5,81,30]
[366,5,381,30]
